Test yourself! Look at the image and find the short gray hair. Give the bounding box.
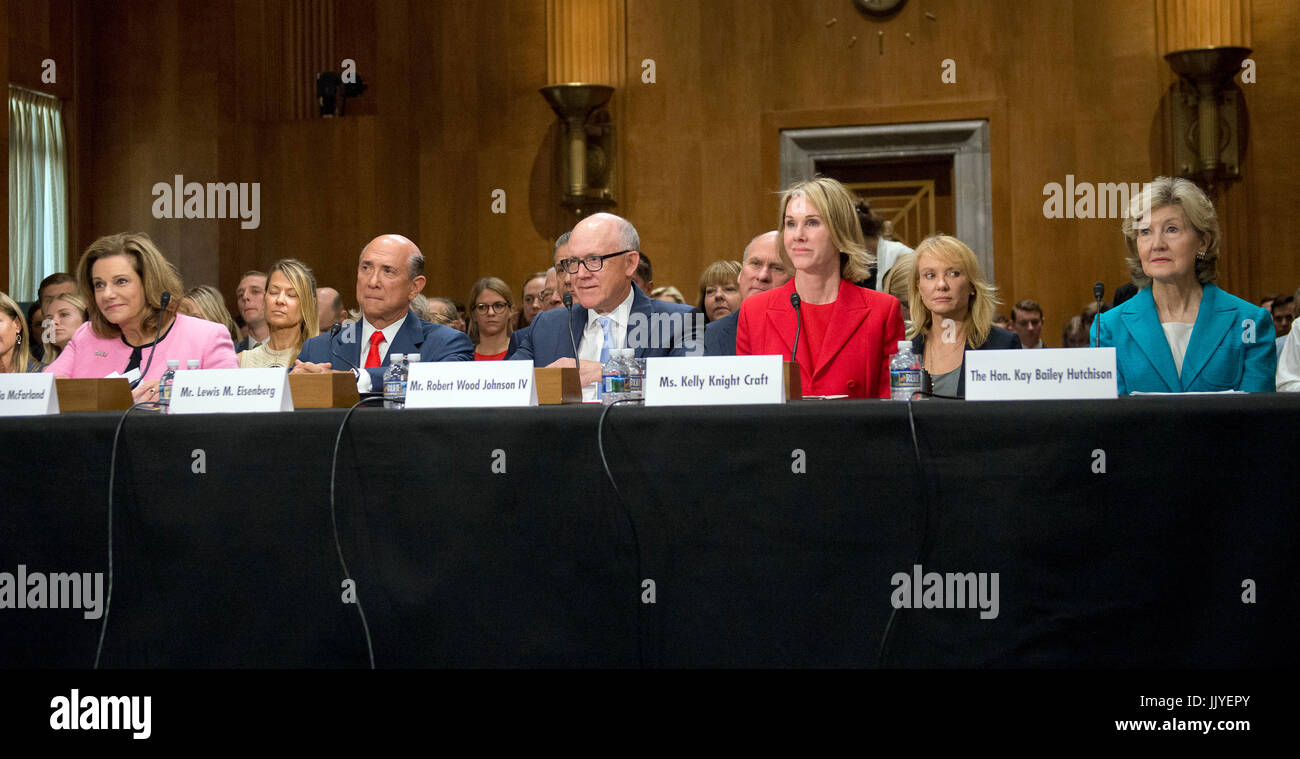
[612,215,640,252]
[553,231,570,254]
[1122,176,1219,289]
[407,248,425,279]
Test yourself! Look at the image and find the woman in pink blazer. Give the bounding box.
[45,233,237,401]
[737,177,905,398]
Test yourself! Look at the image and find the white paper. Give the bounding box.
[964,348,1118,401]
[645,355,785,406]
[0,373,59,416]
[169,368,294,414]
[405,360,538,408]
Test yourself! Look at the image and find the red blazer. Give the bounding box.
[736,278,905,398]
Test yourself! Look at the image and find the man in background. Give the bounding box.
[235,271,269,352]
[705,231,790,356]
[1012,299,1047,348]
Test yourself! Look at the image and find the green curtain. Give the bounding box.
[8,85,68,302]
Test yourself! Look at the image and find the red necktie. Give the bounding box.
[364,331,386,369]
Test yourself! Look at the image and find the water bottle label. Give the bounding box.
[890,370,922,388]
[602,375,628,394]
[384,378,402,397]
[626,375,643,393]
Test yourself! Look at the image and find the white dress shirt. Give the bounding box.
[355,314,407,392]
[1161,322,1194,377]
[1277,328,1300,392]
[577,287,635,401]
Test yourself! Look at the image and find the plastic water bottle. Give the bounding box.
[601,349,630,405]
[890,340,922,401]
[158,360,180,412]
[186,359,200,370]
[622,350,644,404]
[383,353,407,408]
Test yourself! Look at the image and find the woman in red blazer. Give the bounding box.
[736,176,905,398]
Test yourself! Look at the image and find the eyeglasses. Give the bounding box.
[539,289,556,302]
[558,249,633,274]
[474,302,510,314]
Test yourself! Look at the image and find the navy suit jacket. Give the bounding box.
[512,286,701,364]
[1092,283,1275,393]
[911,324,1021,398]
[704,311,739,357]
[298,310,474,388]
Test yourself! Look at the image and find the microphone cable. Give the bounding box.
[131,292,172,390]
[95,399,163,669]
[329,396,386,669]
[596,398,646,668]
[876,397,938,667]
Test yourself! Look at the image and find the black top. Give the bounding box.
[121,318,177,376]
[911,324,1022,398]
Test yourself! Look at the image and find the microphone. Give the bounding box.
[562,292,583,371]
[1092,282,1105,348]
[133,291,171,389]
[329,321,363,375]
[790,292,803,364]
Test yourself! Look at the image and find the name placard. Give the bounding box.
[0,373,59,416]
[964,348,1118,400]
[169,368,294,413]
[645,355,785,406]
[406,360,538,408]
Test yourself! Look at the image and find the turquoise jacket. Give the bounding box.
[1092,283,1276,394]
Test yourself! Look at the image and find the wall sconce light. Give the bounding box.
[1164,46,1251,186]
[540,83,617,218]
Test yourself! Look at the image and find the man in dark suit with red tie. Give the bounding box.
[293,234,473,389]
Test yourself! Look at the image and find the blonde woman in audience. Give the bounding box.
[879,251,916,326]
[651,285,685,304]
[467,277,516,361]
[0,292,40,372]
[41,292,90,364]
[696,260,743,323]
[179,285,240,344]
[240,259,320,368]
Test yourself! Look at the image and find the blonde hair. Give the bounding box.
[42,292,90,363]
[879,252,916,305]
[777,177,874,282]
[1122,176,1219,289]
[650,285,685,304]
[696,260,742,318]
[907,235,1001,349]
[267,258,320,354]
[0,292,34,372]
[466,277,515,344]
[181,285,240,343]
[77,233,184,339]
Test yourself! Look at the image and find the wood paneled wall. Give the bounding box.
[41,0,1300,333]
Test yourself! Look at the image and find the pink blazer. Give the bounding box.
[45,314,239,381]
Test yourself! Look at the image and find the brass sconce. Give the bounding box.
[540,83,617,218]
[1164,46,1251,186]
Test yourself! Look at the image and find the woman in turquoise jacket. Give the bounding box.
[1093,176,1275,393]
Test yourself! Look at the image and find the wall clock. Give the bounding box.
[853,0,907,18]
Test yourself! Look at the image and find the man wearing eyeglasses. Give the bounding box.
[512,213,700,400]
